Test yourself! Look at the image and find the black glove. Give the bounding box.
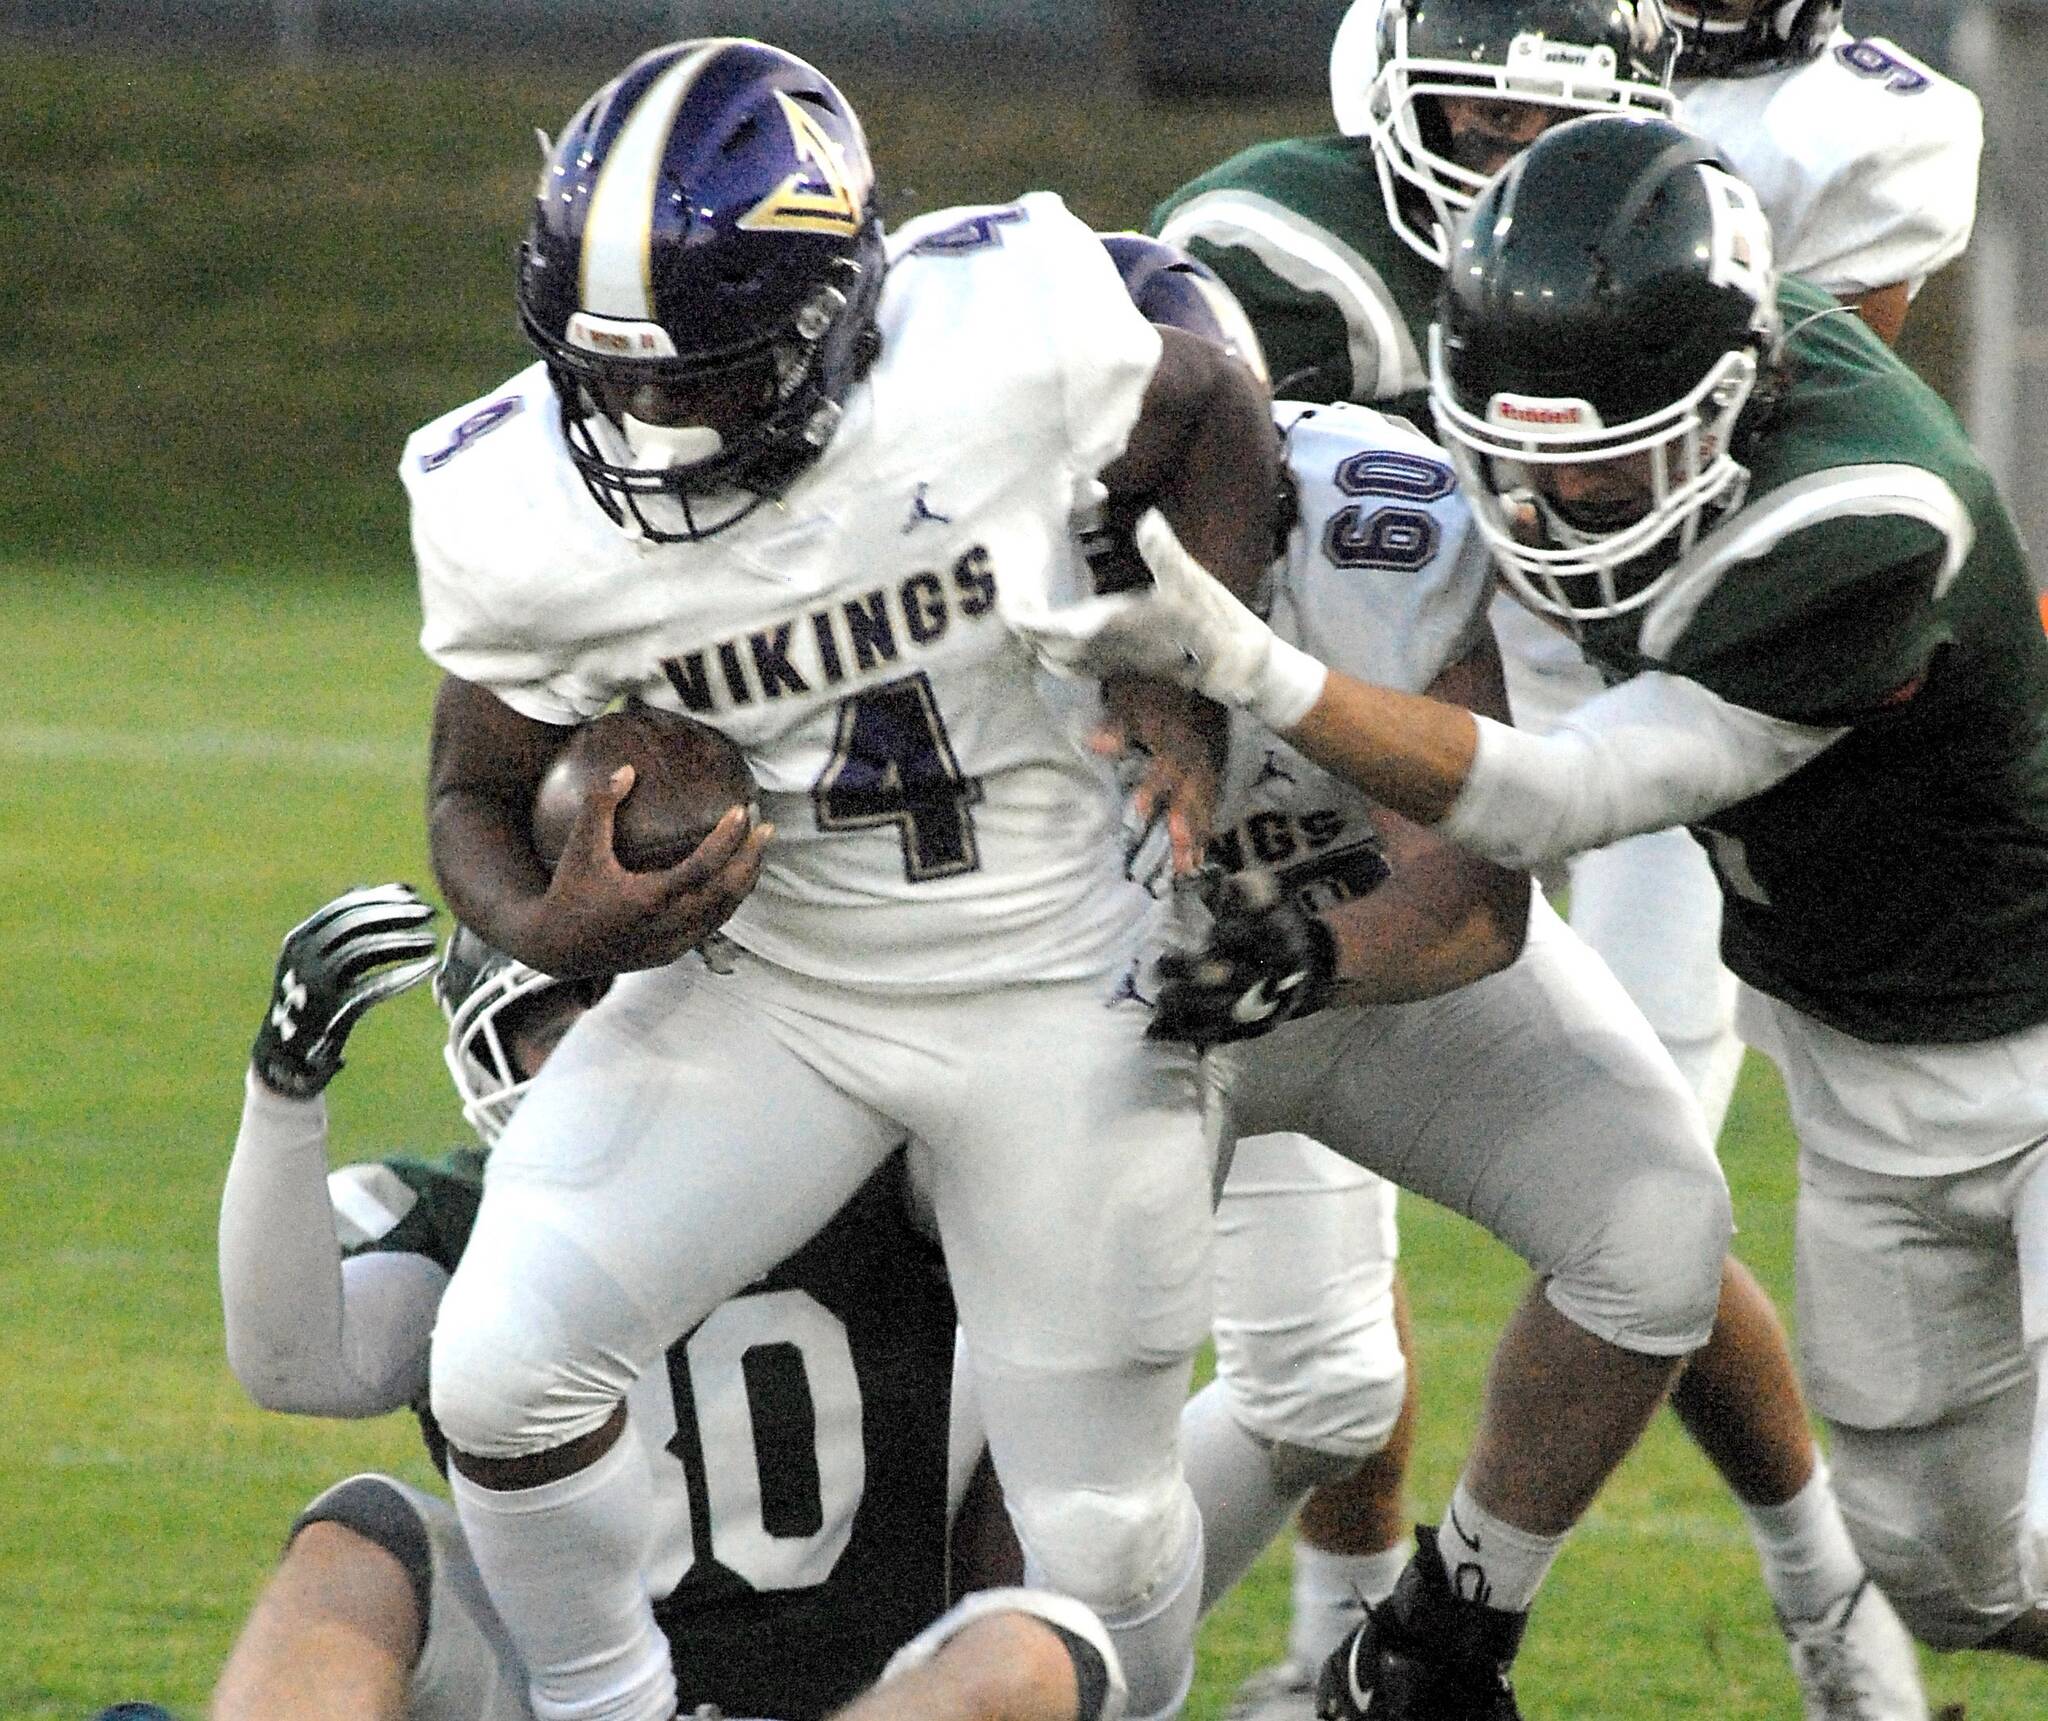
[1148,867,1336,1046]
[251,884,439,1098]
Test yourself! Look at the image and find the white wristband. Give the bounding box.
[1243,635,1328,732]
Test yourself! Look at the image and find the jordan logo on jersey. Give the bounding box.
[903,483,952,534]
[661,546,998,715]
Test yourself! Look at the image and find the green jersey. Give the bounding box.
[1149,135,1437,425]
[1579,279,2048,1044]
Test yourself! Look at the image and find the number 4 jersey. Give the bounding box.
[332,1147,956,1721]
[407,193,1168,992]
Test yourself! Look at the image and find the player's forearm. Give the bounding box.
[221,1075,438,1417]
[1436,675,1847,869]
[426,785,555,963]
[1324,850,1527,1008]
[1287,665,1847,870]
[1284,670,1481,826]
[426,672,566,969]
[221,1073,354,1409]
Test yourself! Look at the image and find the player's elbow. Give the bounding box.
[226,1341,333,1416]
[225,1330,391,1419]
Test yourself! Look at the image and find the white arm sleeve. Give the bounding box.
[1438,670,1847,869]
[220,1071,449,1417]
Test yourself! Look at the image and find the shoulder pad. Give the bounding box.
[327,1161,424,1249]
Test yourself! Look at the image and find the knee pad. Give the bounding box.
[1547,1162,1731,1357]
[1214,1140,1405,1457]
[1007,1475,1197,1614]
[1830,1420,2035,1650]
[427,1268,628,1460]
[1212,1337,1407,1475]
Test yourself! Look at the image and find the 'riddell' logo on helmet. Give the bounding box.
[566,313,679,359]
[1488,393,1605,430]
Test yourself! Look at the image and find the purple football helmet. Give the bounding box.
[1099,231,1270,384]
[518,38,887,540]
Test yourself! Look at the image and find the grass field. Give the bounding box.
[6,568,2041,1719]
[0,34,2020,1721]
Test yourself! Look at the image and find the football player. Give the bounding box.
[1485,0,1985,1179]
[1176,405,1739,1721]
[1145,9,1927,1717]
[1107,233,1881,1721]
[1019,112,2048,1679]
[217,887,987,1721]
[406,37,1280,1721]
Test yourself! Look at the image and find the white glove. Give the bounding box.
[1013,507,1328,730]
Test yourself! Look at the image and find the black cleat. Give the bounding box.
[92,1707,184,1721]
[1314,1526,1527,1720]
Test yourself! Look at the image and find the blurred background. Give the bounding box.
[0,0,2040,574]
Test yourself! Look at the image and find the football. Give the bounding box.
[530,705,756,872]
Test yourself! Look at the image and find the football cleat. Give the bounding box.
[1779,1578,1930,1721]
[1314,1526,1526,1721]
[91,1706,184,1721]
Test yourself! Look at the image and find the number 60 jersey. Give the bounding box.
[1210,401,1493,894]
[407,194,1166,991]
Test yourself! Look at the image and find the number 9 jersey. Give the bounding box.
[1676,28,1982,299]
[407,193,1168,992]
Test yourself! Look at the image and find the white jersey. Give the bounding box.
[1211,401,1491,895]
[408,194,1165,992]
[1677,30,1982,298]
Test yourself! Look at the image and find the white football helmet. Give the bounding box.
[1332,0,1681,266]
[433,927,605,1146]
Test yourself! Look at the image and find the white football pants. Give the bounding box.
[430,946,1214,1721]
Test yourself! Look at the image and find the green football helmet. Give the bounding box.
[1665,1,1842,78]
[434,926,608,1146]
[1428,114,1780,621]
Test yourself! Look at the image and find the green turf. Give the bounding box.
[6,568,2039,1717]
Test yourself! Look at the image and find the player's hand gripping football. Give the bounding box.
[1009,507,1327,731]
[536,766,769,977]
[1149,866,1336,1047]
[250,884,440,1098]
